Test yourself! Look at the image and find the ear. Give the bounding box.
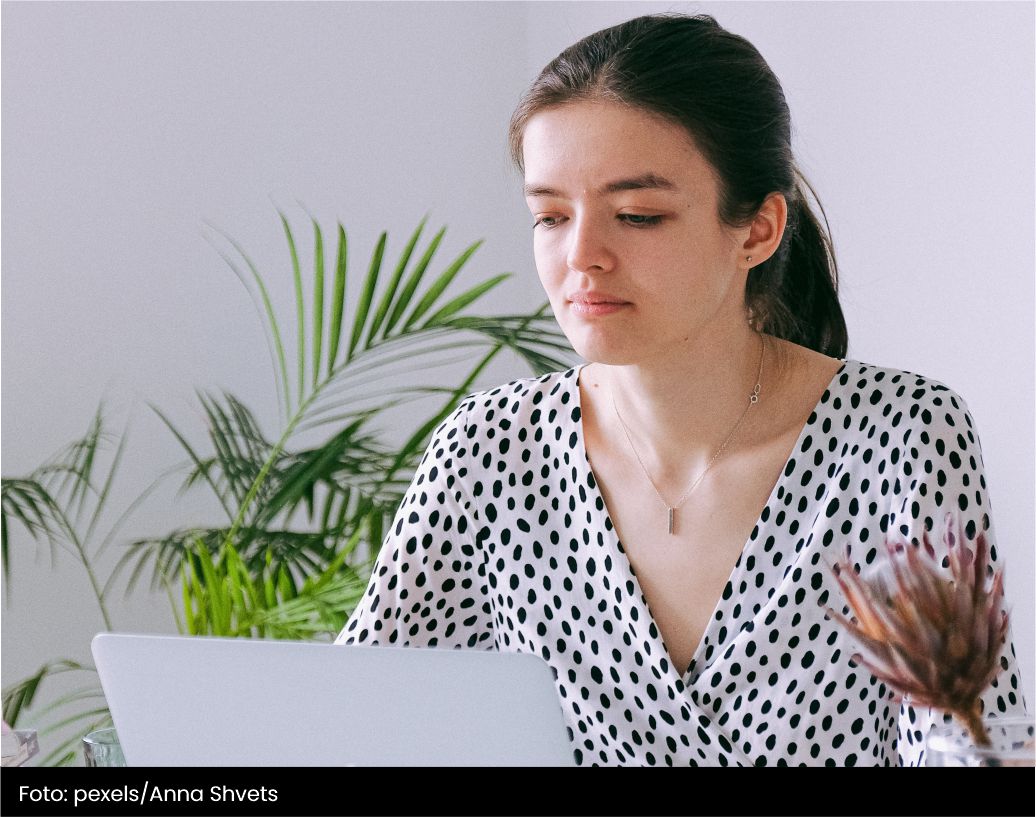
[739,192,788,269]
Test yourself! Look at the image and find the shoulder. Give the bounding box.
[824,360,987,496]
[827,359,977,432]
[455,365,584,431]
[427,366,584,480]
[831,362,996,547]
[426,367,583,448]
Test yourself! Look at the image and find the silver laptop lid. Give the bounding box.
[92,633,576,767]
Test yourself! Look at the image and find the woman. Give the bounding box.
[336,13,1026,766]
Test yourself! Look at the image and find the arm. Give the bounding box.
[889,386,1028,766]
[335,398,494,650]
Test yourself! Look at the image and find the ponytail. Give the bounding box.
[745,172,848,359]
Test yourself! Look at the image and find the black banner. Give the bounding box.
[2,766,1034,817]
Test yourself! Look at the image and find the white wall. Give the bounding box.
[3,0,1033,738]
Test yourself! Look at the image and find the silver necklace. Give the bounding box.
[611,335,765,535]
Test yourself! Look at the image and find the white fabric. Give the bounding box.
[337,360,1027,766]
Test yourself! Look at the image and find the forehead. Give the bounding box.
[521,100,717,192]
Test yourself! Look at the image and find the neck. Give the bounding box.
[600,325,780,484]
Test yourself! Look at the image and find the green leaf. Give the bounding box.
[53,408,104,526]
[1,513,8,592]
[1,482,50,539]
[402,240,483,331]
[311,219,326,390]
[347,232,387,362]
[384,226,446,335]
[277,566,296,599]
[367,216,427,344]
[367,513,384,558]
[206,227,292,423]
[225,553,244,633]
[280,212,306,410]
[1,478,67,592]
[300,482,316,524]
[326,224,348,377]
[391,344,501,474]
[420,273,510,328]
[182,570,195,634]
[317,486,341,534]
[333,489,352,536]
[195,542,226,635]
[198,392,252,506]
[224,394,271,469]
[256,424,363,524]
[263,566,277,609]
[81,424,130,556]
[2,659,91,726]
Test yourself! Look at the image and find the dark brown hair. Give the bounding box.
[509,13,848,358]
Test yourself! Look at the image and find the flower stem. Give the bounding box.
[959,703,991,748]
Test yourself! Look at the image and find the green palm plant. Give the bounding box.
[1,210,575,764]
[177,536,368,639]
[112,212,573,605]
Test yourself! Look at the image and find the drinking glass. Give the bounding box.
[925,716,1035,767]
[82,727,126,767]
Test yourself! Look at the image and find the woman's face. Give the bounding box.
[522,100,751,366]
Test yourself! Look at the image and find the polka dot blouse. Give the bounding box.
[336,360,1028,766]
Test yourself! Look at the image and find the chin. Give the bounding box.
[566,329,644,367]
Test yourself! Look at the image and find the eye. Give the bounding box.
[618,213,663,227]
[533,215,565,230]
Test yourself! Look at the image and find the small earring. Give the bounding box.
[746,255,753,262]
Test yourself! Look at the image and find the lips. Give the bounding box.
[568,291,628,305]
[567,291,631,317]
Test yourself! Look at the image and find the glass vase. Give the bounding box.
[82,727,126,767]
[925,716,1035,767]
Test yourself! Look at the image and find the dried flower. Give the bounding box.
[826,514,1009,747]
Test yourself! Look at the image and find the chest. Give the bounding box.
[591,433,798,676]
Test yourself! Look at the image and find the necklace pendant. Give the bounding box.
[667,506,674,535]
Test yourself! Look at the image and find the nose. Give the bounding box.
[565,214,615,275]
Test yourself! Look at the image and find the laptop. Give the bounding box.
[91,632,577,767]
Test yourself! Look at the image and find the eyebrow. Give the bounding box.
[523,173,678,198]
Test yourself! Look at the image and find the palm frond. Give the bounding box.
[80,425,130,554]
[366,215,427,345]
[401,239,484,331]
[347,231,387,362]
[2,659,93,727]
[150,403,234,519]
[383,225,446,336]
[310,217,325,391]
[280,212,307,411]
[203,224,292,421]
[1,478,65,588]
[326,223,349,377]
[1,411,122,627]
[421,273,510,328]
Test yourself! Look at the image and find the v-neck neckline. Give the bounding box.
[571,358,850,686]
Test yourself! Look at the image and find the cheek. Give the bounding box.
[533,238,565,291]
